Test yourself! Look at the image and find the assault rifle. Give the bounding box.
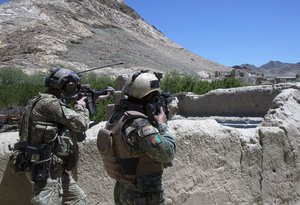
[145,91,176,125]
[76,62,123,115]
[77,84,115,115]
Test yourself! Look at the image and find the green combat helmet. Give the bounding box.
[45,67,81,101]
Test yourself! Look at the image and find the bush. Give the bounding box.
[161,71,244,95]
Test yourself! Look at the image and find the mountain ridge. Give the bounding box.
[234,60,300,77]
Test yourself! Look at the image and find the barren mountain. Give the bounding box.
[234,61,300,77]
[259,61,300,77]
[0,0,229,75]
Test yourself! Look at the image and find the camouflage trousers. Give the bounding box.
[114,181,164,205]
[29,171,86,205]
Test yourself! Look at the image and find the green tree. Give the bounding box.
[0,68,44,106]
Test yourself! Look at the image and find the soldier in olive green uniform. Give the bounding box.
[97,71,176,205]
[11,68,101,204]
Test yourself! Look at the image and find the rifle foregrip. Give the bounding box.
[93,90,108,96]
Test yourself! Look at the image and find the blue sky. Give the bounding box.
[124,0,300,67]
[1,0,299,67]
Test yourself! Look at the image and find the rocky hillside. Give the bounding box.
[0,0,229,75]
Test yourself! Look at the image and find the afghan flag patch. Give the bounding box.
[146,135,162,148]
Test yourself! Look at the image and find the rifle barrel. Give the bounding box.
[77,62,124,74]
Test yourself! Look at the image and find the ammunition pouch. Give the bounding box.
[31,123,58,144]
[54,135,72,157]
[53,133,77,171]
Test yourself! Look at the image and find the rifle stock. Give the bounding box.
[145,91,176,125]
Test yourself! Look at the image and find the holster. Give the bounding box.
[26,144,51,182]
[10,141,31,172]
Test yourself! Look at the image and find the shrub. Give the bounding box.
[161,71,244,95]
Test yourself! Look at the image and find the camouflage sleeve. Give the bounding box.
[125,118,176,163]
[60,103,90,132]
[36,98,90,132]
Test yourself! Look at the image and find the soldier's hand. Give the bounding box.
[76,97,87,108]
[96,93,110,102]
[154,107,167,124]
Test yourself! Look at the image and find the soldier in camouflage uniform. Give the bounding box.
[11,68,108,205]
[97,71,176,205]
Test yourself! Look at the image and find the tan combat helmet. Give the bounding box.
[123,71,161,99]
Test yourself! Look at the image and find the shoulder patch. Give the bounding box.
[146,135,162,148]
[140,125,158,137]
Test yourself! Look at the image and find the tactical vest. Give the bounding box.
[15,94,78,171]
[19,94,58,145]
[97,110,164,182]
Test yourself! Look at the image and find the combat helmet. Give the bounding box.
[123,71,160,99]
[45,67,80,95]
